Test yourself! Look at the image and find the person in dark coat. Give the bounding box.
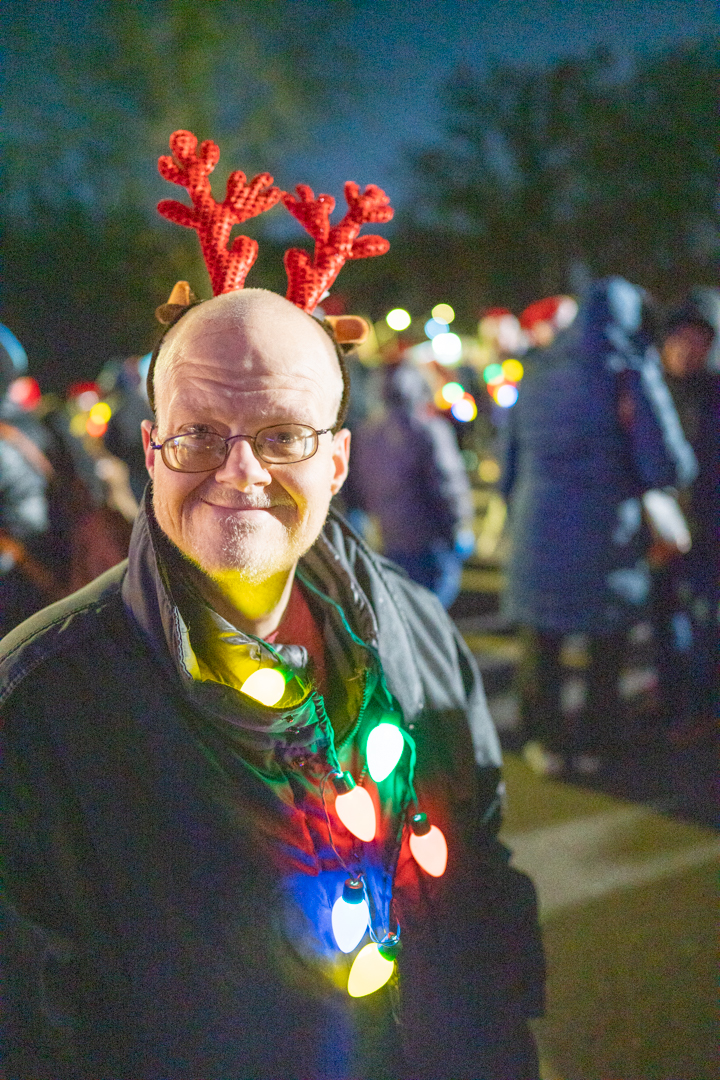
[499,277,697,775]
[0,325,57,634]
[2,288,544,1080]
[348,362,474,608]
[652,287,720,738]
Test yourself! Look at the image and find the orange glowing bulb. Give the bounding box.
[409,813,447,877]
[334,773,376,842]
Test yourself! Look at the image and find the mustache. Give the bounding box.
[202,491,295,510]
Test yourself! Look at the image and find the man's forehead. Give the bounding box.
[156,289,342,413]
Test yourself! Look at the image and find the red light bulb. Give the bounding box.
[409,812,447,877]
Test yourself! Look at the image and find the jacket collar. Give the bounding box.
[122,487,427,725]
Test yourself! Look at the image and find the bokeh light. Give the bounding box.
[431,303,455,324]
[8,376,42,410]
[424,318,449,339]
[386,308,411,331]
[494,383,519,408]
[431,332,462,364]
[440,381,465,404]
[451,394,477,421]
[502,358,524,382]
[482,363,503,383]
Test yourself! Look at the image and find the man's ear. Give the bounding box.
[330,428,351,495]
[141,420,156,477]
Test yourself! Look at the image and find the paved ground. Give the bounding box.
[453,564,718,1080]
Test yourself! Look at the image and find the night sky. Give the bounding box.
[282,0,715,207]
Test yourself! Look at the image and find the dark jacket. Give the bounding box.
[1,496,543,1080]
[349,364,472,553]
[500,278,697,634]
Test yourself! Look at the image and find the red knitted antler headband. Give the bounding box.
[156,129,393,313]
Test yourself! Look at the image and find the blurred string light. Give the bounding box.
[451,394,477,422]
[482,358,523,409]
[494,383,519,408]
[86,401,112,438]
[482,363,503,383]
[386,308,411,331]
[8,376,42,410]
[431,303,455,324]
[424,317,448,339]
[440,381,465,405]
[431,332,462,364]
[502,358,524,382]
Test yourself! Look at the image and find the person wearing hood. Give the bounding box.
[348,361,474,609]
[499,278,697,776]
[652,287,719,739]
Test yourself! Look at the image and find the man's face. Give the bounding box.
[142,292,350,585]
[662,323,714,377]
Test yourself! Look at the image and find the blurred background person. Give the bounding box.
[651,287,719,741]
[500,278,697,776]
[349,360,474,608]
[102,353,155,503]
[0,325,57,634]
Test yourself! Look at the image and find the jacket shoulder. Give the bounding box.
[0,561,129,695]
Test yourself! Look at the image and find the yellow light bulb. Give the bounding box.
[347,943,395,998]
[240,667,286,706]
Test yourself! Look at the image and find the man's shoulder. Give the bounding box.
[322,511,457,639]
[0,561,130,696]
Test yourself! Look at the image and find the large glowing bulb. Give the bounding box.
[333,773,376,841]
[240,667,286,706]
[366,723,405,783]
[409,813,448,877]
[347,943,395,998]
[331,879,369,953]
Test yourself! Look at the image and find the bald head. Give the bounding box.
[153,289,344,428]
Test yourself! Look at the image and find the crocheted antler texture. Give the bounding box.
[157,130,281,295]
[282,183,393,312]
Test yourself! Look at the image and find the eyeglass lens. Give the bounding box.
[161,424,319,472]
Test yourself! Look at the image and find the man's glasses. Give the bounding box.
[150,424,331,473]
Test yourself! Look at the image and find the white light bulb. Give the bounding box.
[331,882,370,953]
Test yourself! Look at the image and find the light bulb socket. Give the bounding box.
[332,771,356,796]
[410,812,431,836]
[377,932,401,961]
[342,878,365,905]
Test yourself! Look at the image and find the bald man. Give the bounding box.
[1,290,544,1080]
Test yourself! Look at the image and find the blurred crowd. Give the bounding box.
[1,276,717,770]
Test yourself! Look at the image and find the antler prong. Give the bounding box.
[282,182,394,312]
[156,129,282,295]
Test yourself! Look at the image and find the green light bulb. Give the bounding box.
[366,722,404,783]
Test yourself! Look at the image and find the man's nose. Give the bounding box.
[213,436,271,487]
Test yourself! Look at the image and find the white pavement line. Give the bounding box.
[503,806,720,916]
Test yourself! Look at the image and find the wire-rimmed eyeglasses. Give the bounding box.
[150,424,332,473]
